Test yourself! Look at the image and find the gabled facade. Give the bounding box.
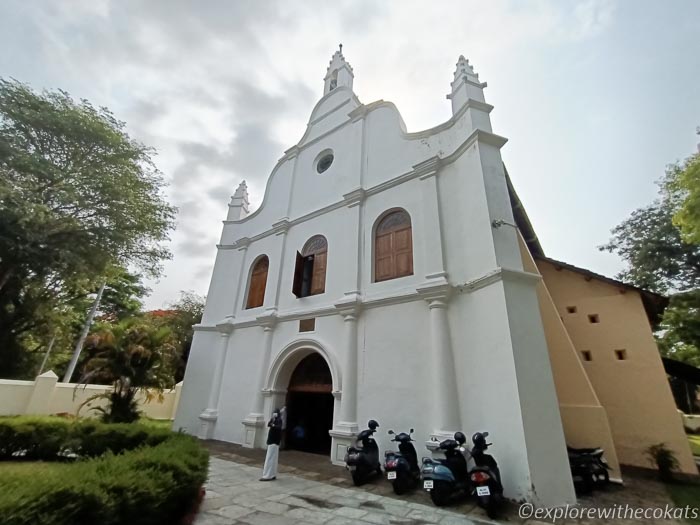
[175,50,695,507]
[176,50,576,506]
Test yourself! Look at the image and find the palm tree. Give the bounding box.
[78,318,178,423]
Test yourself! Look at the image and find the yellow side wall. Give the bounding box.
[536,259,696,474]
[518,238,621,479]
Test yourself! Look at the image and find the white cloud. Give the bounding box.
[1,0,698,309]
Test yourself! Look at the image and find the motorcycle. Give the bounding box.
[469,431,503,519]
[384,428,420,494]
[420,431,470,506]
[567,446,610,493]
[345,419,382,486]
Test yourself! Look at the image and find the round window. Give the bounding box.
[316,153,334,173]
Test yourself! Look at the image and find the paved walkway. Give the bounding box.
[195,457,484,525]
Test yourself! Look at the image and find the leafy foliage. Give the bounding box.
[646,443,680,481]
[600,197,700,295]
[0,79,175,378]
[79,319,179,423]
[667,149,700,245]
[163,291,205,381]
[0,417,208,525]
[0,416,172,460]
[601,152,700,371]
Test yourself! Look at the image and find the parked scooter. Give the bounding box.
[469,432,503,519]
[567,446,610,493]
[420,432,470,506]
[384,428,420,494]
[345,420,382,486]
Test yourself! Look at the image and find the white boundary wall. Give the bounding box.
[0,370,182,420]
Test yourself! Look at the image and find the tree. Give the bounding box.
[600,200,700,295]
[99,266,149,321]
[601,153,700,368]
[79,318,178,423]
[667,147,700,245]
[165,292,205,382]
[0,79,176,377]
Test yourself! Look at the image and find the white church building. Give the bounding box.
[175,49,582,505]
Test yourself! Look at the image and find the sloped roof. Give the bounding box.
[505,166,668,325]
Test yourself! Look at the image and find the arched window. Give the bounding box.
[375,210,413,282]
[292,235,328,298]
[245,256,269,309]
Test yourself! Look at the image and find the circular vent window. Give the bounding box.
[316,153,334,174]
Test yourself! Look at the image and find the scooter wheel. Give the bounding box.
[577,473,595,494]
[429,481,451,507]
[594,468,610,487]
[351,470,363,487]
[480,495,499,519]
[392,477,408,495]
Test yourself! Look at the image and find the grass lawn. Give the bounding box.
[666,482,700,525]
[139,417,173,430]
[688,435,700,456]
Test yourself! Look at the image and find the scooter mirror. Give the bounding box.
[483,431,489,438]
[388,430,395,435]
[409,428,414,433]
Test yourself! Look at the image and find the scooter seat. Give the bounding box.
[567,446,603,455]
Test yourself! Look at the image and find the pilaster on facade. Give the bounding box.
[232,237,251,251]
[414,156,442,180]
[197,321,235,440]
[242,310,278,448]
[283,145,300,160]
[415,280,452,301]
[416,282,461,444]
[329,292,362,465]
[271,217,291,236]
[342,187,366,208]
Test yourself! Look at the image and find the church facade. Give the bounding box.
[174,50,694,506]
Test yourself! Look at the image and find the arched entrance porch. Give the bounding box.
[286,354,333,454]
[263,340,342,458]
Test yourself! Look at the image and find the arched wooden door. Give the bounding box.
[285,354,333,454]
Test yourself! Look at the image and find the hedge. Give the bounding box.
[0,418,209,525]
[0,416,173,460]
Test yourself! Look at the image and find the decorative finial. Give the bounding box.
[339,43,343,54]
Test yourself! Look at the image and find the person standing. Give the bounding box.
[260,409,282,481]
[279,406,288,449]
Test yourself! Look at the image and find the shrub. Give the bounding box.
[0,416,172,460]
[646,442,680,481]
[0,419,209,525]
[0,417,72,460]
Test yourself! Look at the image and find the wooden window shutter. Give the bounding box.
[299,235,328,297]
[375,232,394,282]
[292,251,304,298]
[310,250,327,295]
[393,227,413,277]
[374,210,413,282]
[246,256,269,309]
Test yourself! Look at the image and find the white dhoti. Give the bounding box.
[261,444,279,480]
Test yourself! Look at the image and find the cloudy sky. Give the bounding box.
[2,1,698,309]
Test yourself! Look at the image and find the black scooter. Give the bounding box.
[384,428,420,494]
[420,432,470,506]
[345,419,382,486]
[469,431,503,519]
[567,446,610,493]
